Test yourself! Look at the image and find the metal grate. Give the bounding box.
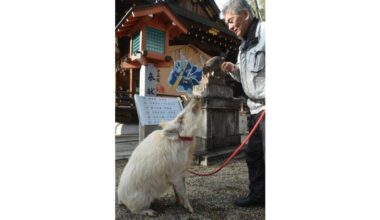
[146,27,165,54]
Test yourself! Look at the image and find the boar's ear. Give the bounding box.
[176,114,184,123]
[159,120,168,129]
[191,97,202,113]
[160,119,181,139]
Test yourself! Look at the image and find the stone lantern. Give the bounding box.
[116,3,187,96]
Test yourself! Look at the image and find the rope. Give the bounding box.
[188,110,265,176]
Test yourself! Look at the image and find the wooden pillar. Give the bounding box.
[129,68,133,96]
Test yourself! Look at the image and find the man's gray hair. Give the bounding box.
[221,0,254,19]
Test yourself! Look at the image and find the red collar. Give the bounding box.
[178,135,194,141]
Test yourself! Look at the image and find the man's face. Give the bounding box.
[224,10,251,37]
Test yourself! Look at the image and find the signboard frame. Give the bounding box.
[134,94,184,141]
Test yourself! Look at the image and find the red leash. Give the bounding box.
[188,110,265,176]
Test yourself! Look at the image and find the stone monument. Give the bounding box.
[193,56,242,165]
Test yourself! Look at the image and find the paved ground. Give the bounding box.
[115,158,265,220]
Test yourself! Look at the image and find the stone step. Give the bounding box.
[115,151,132,160]
[115,134,139,143]
[115,135,139,160]
[194,145,247,166]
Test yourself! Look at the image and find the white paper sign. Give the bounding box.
[139,63,157,96]
[134,95,183,126]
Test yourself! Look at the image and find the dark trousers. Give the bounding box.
[246,110,265,201]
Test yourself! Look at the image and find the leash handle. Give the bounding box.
[188,110,265,176]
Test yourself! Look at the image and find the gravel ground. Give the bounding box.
[115,158,265,220]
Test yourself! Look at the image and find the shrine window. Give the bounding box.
[132,31,140,55]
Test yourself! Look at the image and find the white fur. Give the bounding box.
[117,98,202,216]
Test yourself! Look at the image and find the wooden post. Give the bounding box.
[129,68,133,96]
[139,63,157,96]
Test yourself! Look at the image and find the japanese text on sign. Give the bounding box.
[134,95,183,126]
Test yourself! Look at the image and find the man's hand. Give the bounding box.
[221,62,236,73]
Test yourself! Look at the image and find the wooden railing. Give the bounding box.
[115,91,135,107]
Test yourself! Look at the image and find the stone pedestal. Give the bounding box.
[194,74,241,163]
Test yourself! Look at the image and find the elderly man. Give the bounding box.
[221,0,265,207]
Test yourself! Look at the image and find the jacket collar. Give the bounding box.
[239,18,259,52]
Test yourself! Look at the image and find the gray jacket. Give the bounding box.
[229,21,265,114]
